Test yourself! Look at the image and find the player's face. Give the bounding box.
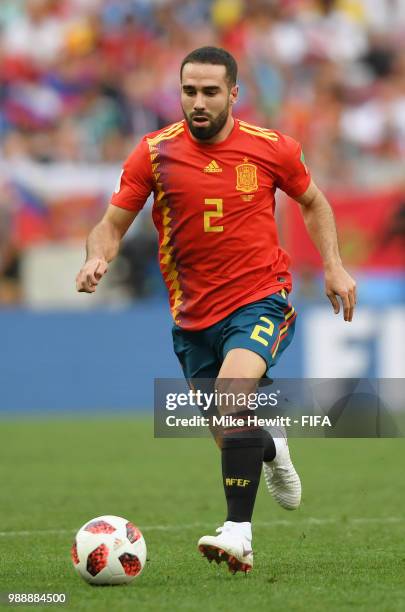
[181,63,238,142]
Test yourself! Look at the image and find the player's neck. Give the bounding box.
[195,116,235,145]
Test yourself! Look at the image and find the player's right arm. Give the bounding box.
[76,136,154,294]
[76,205,138,293]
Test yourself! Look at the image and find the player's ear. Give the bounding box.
[229,84,238,105]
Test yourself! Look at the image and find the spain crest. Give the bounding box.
[235,158,258,193]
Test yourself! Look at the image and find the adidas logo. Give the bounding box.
[203,160,222,173]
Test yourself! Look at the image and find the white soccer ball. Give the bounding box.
[71,515,147,585]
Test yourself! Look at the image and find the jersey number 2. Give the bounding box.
[204,198,224,232]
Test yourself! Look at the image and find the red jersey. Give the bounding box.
[111,118,311,330]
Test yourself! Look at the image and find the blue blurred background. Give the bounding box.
[0,0,404,412]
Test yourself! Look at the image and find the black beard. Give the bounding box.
[184,106,229,141]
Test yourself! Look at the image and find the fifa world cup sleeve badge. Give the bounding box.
[235,158,259,193]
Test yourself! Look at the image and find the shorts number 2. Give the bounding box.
[250,316,274,346]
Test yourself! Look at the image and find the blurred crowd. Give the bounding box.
[1,0,405,303]
[1,0,405,180]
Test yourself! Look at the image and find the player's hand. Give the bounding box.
[76,258,108,293]
[324,264,357,322]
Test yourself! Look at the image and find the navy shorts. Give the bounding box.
[172,290,297,380]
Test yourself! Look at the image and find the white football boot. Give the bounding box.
[263,426,301,510]
[198,521,253,574]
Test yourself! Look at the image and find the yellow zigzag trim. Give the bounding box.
[146,127,184,322]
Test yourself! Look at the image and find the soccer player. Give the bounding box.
[76,47,356,574]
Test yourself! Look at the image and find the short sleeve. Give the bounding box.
[274,134,311,198]
[111,138,153,212]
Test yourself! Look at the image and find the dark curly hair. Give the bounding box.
[180,47,238,87]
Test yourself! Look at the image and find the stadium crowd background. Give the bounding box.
[0,0,404,412]
[0,0,404,307]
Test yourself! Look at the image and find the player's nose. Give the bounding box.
[193,93,206,111]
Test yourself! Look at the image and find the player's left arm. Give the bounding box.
[295,179,357,322]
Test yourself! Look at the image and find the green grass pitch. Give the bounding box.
[0,417,404,611]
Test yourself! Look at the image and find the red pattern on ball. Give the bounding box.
[119,553,142,576]
[71,541,79,565]
[84,520,116,534]
[126,522,142,543]
[86,544,109,576]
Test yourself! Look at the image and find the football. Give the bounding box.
[71,515,147,585]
